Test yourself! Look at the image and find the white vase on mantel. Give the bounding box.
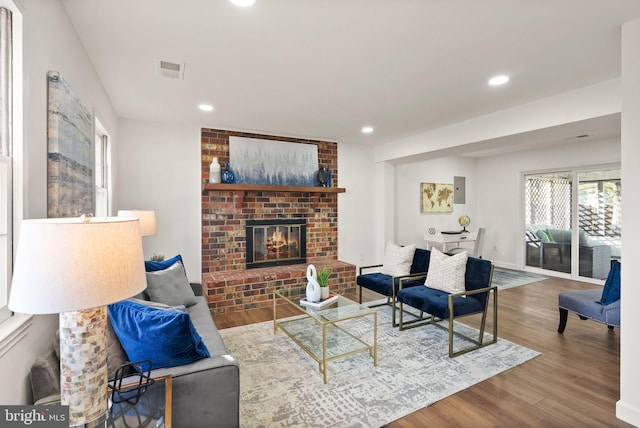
[306,264,321,303]
[209,157,221,184]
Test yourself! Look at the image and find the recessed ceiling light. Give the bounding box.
[198,104,214,112]
[361,126,374,134]
[230,0,256,7]
[489,75,509,86]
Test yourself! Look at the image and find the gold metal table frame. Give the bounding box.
[273,289,377,384]
[108,375,172,428]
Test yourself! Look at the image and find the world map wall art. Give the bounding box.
[421,182,454,213]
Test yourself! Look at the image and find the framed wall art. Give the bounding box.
[47,71,94,218]
[420,182,454,213]
[229,136,318,186]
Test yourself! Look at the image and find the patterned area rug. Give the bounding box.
[219,305,540,427]
[492,268,548,290]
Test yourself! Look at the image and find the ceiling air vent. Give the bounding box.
[154,58,185,80]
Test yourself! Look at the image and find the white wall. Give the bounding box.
[114,126,380,279]
[388,138,620,271]
[617,17,640,427]
[394,157,476,249]
[337,143,378,268]
[21,0,118,217]
[0,0,119,404]
[116,120,201,282]
[476,138,620,269]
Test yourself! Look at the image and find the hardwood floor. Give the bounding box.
[213,277,630,427]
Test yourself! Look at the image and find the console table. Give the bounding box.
[424,232,477,252]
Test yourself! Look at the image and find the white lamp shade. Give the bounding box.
[118,210,157,236]
[8,217,147,314]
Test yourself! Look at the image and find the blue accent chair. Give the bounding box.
[558,260,621,333]
[396,256,496,357]
[356,248,430,327]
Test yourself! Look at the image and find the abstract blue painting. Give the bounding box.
[47,71,94,218]
[229,136,318,186]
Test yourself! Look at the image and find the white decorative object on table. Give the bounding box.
[305,264,321,303]
[321,286,330,299]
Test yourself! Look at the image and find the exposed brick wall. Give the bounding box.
[203,260,356,314]
[202,190,339,272]
[201,129,354,314]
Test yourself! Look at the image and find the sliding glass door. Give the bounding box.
[524,167,621,280]
[524,172,573,274]
[577,170,621,279]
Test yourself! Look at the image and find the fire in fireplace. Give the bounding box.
[246,219,307,269]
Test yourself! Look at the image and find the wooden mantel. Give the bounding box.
[203,183,346,193]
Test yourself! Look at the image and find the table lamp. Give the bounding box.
[8,217,147,427]
[117,210,157,237]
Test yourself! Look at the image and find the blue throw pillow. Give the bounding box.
[145,254,184,272]
[108,300,210,370]
[598,260,621,305]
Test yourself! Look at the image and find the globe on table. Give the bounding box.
[458,215,471,233]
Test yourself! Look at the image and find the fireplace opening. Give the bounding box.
[246,219,307,269]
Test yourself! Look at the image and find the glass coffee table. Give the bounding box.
[273,288,377,384]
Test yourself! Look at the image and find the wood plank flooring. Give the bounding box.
[213,276,630,427]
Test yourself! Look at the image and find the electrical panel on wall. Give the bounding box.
[454,176,465,204]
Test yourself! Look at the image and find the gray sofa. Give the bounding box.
[30,284,240,428]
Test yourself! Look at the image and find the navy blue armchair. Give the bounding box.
[356,248,430,327]
[396,256,496,357]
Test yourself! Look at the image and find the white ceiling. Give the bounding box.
[61,0,640,147]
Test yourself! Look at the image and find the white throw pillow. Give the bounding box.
[425,248,468,293]
[381,241,416,277]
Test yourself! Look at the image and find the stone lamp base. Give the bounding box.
[59,307,109,427]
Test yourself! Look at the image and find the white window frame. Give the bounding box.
[94,118,111,217]
[0,0,24,334]
[0,156,11,323]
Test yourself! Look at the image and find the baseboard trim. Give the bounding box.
[617,399,640,427]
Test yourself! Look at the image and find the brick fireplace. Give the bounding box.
[201,129,356,314]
